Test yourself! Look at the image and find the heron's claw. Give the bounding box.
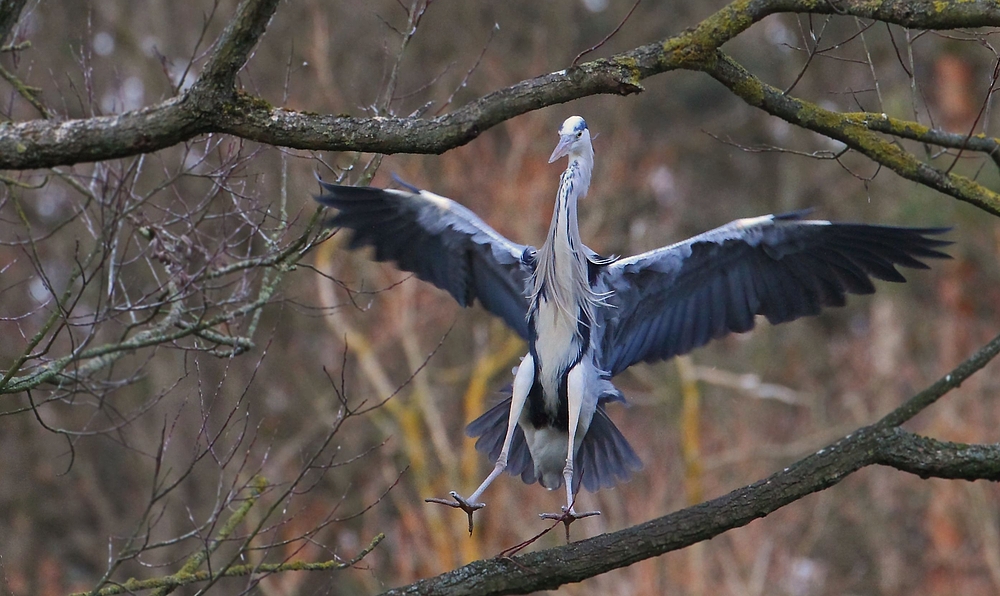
[425,491,486,535]
[539,507,600,541]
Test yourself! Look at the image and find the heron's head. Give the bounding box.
[548,116,592,163]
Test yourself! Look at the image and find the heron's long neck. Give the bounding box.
[531,152,595,338]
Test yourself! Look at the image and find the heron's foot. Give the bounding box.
[425,491,485,535]
[539,507,601,541]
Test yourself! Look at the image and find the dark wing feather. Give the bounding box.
[599,213,951,376]
[316,181,534,339]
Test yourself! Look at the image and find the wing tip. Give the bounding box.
[391,173,422,193]
[314,176,425,210]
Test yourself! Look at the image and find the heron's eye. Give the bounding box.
[576,132,582,138]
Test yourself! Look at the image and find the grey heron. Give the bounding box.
[316,115,950,532]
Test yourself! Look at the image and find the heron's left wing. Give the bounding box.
[316,180,534,339]
[598,212,950,376]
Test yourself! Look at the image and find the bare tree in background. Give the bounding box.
[3,0,1000,594]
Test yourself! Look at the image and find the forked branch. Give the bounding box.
[3,0,1000,228]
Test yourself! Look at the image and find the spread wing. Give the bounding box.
[316,180,535,339]
[598,212,951,376]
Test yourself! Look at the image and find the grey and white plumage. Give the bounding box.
[315,115,950,526]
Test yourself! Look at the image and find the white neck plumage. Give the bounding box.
[531,147,597,340]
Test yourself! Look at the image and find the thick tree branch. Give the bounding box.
[864,116,1000,170]
[191,0,281,95]
[0,97,202,167]
[702,52,1000,217]
[0,0,282,168]
[381,331,1000,595]
[876,429,1000,480]
[1,0,998,171]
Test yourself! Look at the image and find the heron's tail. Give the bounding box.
[465,392,643,493]
[575,404,643,492]
[465,392,536,485]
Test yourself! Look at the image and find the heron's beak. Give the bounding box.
[548,135,573,163]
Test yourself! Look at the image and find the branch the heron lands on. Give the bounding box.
[315,116,951,535]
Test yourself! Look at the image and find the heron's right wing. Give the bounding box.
[316,180,534,339]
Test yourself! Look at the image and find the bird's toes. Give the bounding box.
[425,491,486,535]
[539,507,601,541]
[538,508,601,521]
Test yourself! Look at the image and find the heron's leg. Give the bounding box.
[426,353,534,534]
[467,354,533,503]
[539,364,599,538]
[570,368,586,508]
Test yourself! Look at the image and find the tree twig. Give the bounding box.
[571,0,642,67]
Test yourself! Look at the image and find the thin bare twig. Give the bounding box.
[571,0,641,67]
[435,22,499,116]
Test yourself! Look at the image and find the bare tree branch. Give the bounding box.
[380,331,1000,596]
[2,0,998,172]
[192,0,281,93]
[876,429,1000,480]
[864,114,1000,169]
[702,51,1000,216]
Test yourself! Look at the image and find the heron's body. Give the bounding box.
[525,134,600,489]
[316,116,950,528]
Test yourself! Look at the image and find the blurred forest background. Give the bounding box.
[1,0,999,594]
